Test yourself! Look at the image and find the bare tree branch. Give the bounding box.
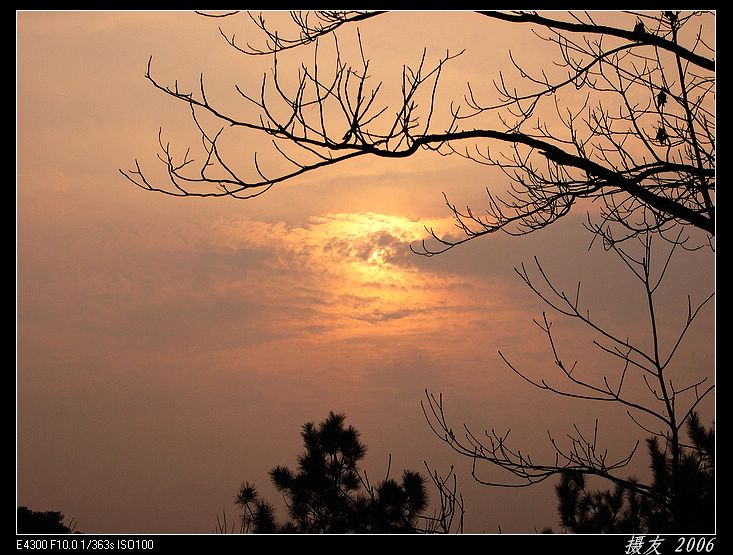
[122,11,714,254]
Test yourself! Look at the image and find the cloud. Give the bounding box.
[209,212,475,331]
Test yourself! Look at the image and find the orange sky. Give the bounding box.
[17,11,714,534]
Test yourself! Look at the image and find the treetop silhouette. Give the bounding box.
[224,411,463,533]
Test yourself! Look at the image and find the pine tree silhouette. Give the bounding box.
[17,507,74,534]
[555,412,714,533]
[235,411,431,533]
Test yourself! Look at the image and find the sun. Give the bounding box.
[368,247,387,265]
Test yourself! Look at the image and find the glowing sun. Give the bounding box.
[368,247,387,265]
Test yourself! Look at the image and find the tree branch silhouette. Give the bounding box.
[423,229,713,530]
[121,11,714,252]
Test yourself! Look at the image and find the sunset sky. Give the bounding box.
[17,11,714,534]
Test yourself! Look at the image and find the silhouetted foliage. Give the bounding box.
[228,411,462,533]
[17,506,74,534]
[556,412,714,533]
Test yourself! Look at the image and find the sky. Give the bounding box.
[16,11,715,534]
